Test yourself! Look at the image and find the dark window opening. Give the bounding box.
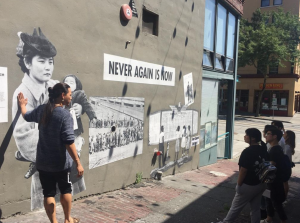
[261,0,270,7]
[142,8,159,36]
[269,64,278,74]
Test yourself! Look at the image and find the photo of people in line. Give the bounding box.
[89,97,144,169]
[183,73,194,107]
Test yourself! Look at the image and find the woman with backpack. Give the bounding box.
[218,128,269,223]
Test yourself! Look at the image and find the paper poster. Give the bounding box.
[0,67,8,123]
[183,73,194,106]
[104,54,176,86]
[191,135,200,147]
[89,97,144,169]
[149,112,161,145]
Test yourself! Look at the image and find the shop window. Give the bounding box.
[216,4,227,56]
[258,90,288,112]
[274,0,282,5]
[226,58,234,72]
[215,54,224,70]
[203,0,216,51]
[142,9,159,36]
[261,0,270,7]
[202,0,237,73]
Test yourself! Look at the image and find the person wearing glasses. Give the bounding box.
[262,128,287,223]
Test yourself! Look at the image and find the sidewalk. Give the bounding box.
[234,112,300,124]
[2,158,300,223]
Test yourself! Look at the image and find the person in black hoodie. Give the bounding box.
[220,128,269,223]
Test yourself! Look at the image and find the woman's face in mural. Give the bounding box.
[64,76,76,92]
[26,55,54,83]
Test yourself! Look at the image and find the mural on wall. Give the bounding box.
[183,73,194,107]
[0,67,8,123]
[149,105,198,178]
[89,97,144,169]
[11,28,91,210]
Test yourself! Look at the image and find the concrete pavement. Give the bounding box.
[1,115,300,223]
[2,156,300,223]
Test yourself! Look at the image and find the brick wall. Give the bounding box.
[225,0,244,15]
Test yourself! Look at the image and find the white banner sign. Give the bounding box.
[0,67,8,123]
[104,54,175,86]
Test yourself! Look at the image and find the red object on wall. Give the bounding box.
[121,4,132,21]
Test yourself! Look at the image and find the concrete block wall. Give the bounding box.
[0,0,205,217]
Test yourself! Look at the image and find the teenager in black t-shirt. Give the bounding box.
[221,128,269,223]
[262,129,287,223]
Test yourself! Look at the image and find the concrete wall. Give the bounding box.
[0,0,205,217]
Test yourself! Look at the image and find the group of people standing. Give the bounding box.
[89,125,143,154]
[158,125,192,168]
[217,121,295,223]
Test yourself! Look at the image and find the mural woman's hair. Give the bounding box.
[16,28,56,74]
[40,83,70,126]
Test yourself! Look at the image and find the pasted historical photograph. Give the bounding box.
[149,105,198,178]
[183,72,194,107]
[89,97,144,169]
[12,28,92,210]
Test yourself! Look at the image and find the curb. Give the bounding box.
[235,115,292,124]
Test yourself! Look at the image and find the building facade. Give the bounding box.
[0,0,243,218]
[236,0,300,117]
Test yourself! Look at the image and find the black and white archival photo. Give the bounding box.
[183,72,194,107]
[89,97,144,169]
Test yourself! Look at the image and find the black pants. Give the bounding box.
[266,198,287,221]
[266,182,287,221]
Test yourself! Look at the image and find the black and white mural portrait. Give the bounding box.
[183,73,194,107]
[89,97,144,169]
[12,28,91,210]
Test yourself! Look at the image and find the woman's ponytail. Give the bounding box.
[40,83,70,126]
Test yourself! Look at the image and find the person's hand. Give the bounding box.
[73,103,82,118]
[17,92,28,107]
[77,163,84,177]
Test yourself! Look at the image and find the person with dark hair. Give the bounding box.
[282,130,296,203]
[17,83,83,223]
[219,128,269,223]
[263,125,277,152]
[262,128,287,223]
[271,120,285,149]
[63,74,97,194]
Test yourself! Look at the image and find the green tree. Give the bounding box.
[238,9,300,116]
